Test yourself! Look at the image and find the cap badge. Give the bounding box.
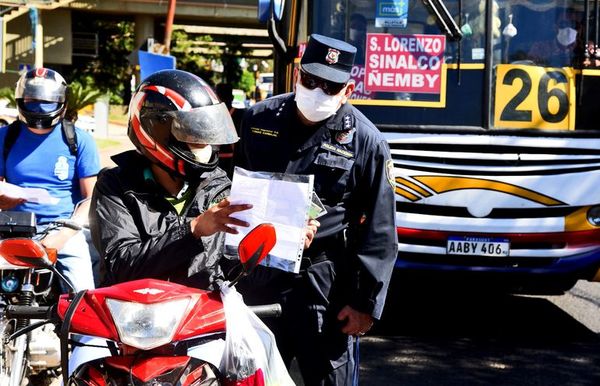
[326,48,340,64]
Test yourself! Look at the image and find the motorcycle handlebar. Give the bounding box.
[5,303,282,320]
[249,303,282,318]
[5,305,53,320]
[53,219,83,231]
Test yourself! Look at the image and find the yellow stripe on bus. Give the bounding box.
[565,207,599,231]
[395,186,420,201]
[396,177,432,197]
[413,176,565,206]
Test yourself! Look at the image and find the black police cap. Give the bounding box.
[300,34,357,84]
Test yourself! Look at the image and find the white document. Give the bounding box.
[225,167,314,274]
[0,181,59,205]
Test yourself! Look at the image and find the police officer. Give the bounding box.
[234,34,398,386]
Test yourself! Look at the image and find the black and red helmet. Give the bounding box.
[15,67,67,129]
[128,69,238,180]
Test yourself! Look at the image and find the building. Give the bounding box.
[0,0,270,87]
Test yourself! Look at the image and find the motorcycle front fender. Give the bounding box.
[68,355,221,385]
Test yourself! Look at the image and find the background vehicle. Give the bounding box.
[232,88,248,109]
[0,102,17,127]
[256,72,274,100]
[261,0,600,293]
[0,211,82,386]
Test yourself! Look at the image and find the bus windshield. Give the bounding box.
[309,0,593,131]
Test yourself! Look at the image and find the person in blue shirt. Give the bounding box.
[0,68,100,292]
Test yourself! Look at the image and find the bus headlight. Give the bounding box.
[587,206,600,226]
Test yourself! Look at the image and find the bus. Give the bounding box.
[258,0,600,293]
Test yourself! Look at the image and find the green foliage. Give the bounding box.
[95,137,121,150]
[69,19,134,105]
[170,30,220,85]
[65,19,269,103]
[65,82,105,121]
[170,30,256,89]
[235,70,256,94]
[220,36,253,87]
[0,87,16,107]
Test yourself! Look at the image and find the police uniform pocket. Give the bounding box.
[304,259,336,305]
[312,153,354,204]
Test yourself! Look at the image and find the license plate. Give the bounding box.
[447,236,510,257]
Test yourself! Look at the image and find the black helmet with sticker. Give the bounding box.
[128,69,238,181]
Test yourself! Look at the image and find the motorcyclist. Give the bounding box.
[90,69,251,289]
[0,67,99,292]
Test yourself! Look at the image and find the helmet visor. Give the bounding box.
[16,76,67,103]
[161,103,239,145]
[23,101,61,113]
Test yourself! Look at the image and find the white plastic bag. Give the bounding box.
[219,283,295,385]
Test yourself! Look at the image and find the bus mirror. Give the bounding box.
[258,0,285,23]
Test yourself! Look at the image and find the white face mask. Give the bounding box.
[189,144,213,163]
[295,81,345,123]
[557,27,577,47]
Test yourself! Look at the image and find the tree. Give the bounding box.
[220,35,253,87]
[236,70,256,94]
[170,30,220,85]
[65,82,104,121]
[69,18,135,105]
[0,87,16,107]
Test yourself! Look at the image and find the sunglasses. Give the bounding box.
[299,70,347,96]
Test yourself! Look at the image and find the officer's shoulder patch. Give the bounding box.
[342,114,353,130]
[335,128,355,144]
[332,114,355,144]
[385,159,395,189]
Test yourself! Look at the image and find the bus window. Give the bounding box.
[491,3,584,130]
[310,0,486,105]
[307,0,593,130]
[499,5,583,67]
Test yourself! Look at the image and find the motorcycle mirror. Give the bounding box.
[238,223,276,273]
[0,238,57,268]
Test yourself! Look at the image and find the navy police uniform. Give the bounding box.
[234,92,398,385]
[235,33,397,386]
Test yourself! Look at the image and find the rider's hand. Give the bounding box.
[337,305,374,337]
[0,194,26,210]
[191,198,252,238]
[304,219,320,249]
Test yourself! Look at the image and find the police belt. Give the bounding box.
[300,233,345,270]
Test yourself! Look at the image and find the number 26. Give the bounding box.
[499,68,569,123]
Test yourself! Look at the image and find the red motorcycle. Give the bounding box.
[2,223,285,386]
[0,210,84,386]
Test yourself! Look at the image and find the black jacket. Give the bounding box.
[90,151,231,289]
[235,93,398,319]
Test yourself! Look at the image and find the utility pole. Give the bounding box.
[164,0,176,53]
[29,7,43,68]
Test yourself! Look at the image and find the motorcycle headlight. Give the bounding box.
[106,298,190,350]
